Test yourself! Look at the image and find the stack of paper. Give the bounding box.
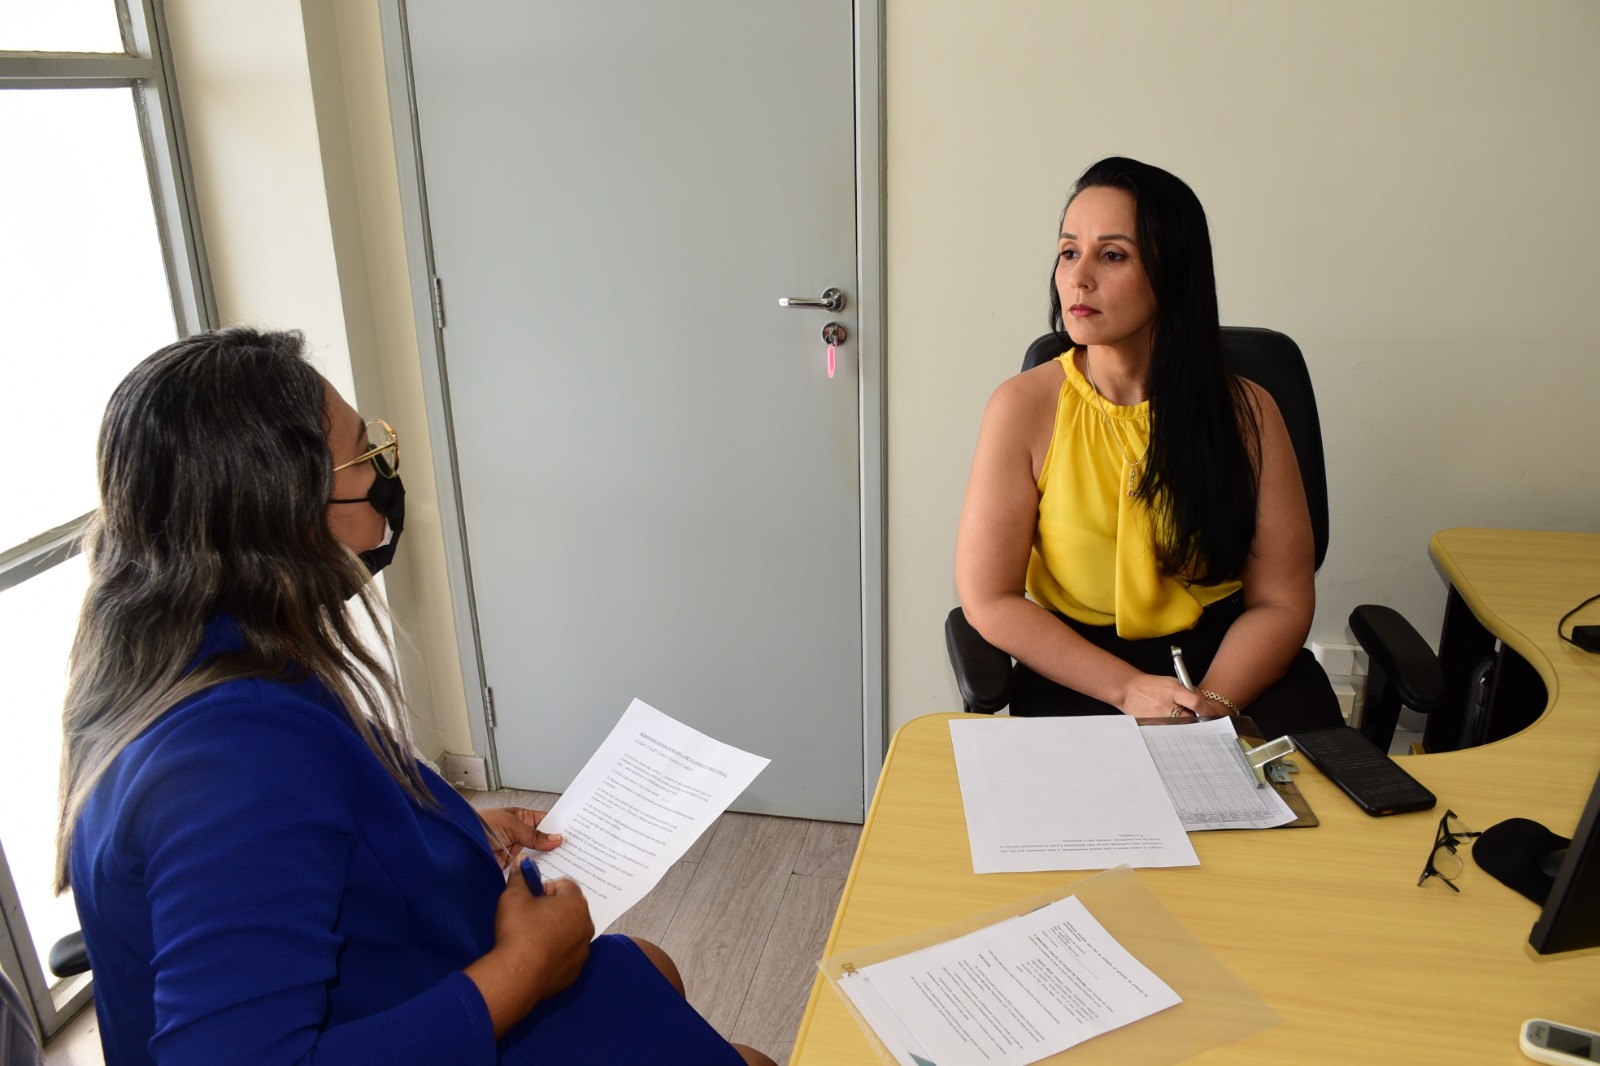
[949,717,1294,875]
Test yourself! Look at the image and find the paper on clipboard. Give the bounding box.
[1140,718,1297,831]
[949,716,1200,873]
[951,717,1317,876]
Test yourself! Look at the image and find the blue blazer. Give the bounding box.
[72,618,504,1064]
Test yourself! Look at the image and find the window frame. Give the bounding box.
[0,0,214,1038]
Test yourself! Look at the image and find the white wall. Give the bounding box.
[885,0,1600,733]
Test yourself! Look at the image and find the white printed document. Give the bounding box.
[522,699,770,934]
[950,716,1199,873]
[836,895,1181,1066]
[1140,718,1296,831]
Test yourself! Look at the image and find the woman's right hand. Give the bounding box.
[465,874,594,1036]
[496,873,593,999]
[1118,673,1211,719]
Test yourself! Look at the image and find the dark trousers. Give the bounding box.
[1010,592,1343,740]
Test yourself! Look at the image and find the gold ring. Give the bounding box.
[1169,707,1185,718]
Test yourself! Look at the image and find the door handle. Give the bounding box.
[778,287,846,312]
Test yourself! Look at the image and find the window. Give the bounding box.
[0,0,212,1040]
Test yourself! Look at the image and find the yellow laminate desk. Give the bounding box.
[793,528,1600,1064]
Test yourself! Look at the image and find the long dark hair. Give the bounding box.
[1047,157,1260,583]
[56,327,428,890]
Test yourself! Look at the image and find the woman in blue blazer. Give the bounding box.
[56,328,774,1065]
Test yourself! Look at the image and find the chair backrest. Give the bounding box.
[1021,327,1329,569]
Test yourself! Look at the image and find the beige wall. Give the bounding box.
[162,0,470,758]
[163,1,350,390]
[885,0,1600,732]
[166,0,1600,753]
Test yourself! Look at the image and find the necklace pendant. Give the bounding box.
[1127,468,1137,497]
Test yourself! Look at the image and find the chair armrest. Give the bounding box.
[944,607,1013,714]
[49,930,89,978]
[1348,604,1447,713]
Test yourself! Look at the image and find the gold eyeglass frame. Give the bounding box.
[333,418,399,478]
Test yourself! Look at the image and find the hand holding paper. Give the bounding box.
[520,699,770,934]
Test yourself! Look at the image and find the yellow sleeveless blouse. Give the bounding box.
[1026,352,1241,638]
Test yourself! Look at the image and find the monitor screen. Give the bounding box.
[1531,769,1600,955]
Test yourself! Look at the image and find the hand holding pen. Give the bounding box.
[472,854,592,1036]
[1170,645,1237,719]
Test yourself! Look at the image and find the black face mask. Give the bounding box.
[353,474,406,576]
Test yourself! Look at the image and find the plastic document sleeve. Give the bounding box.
[817,865,1282,1066]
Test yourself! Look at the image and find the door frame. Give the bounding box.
[376,0,888,808]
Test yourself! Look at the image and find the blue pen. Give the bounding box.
[519,856,544,897]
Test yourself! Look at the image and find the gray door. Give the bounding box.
[398,1,869,820]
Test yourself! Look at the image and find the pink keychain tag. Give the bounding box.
[827,343,836,380]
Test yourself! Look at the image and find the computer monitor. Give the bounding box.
[1530,769,1600,955]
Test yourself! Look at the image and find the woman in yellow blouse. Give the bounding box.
[956,157,1341,739]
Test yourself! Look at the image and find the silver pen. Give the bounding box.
[1170,645,1198,693]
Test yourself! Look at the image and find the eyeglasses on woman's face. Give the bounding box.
[1418,809,1482,892]
[333,418,399,479]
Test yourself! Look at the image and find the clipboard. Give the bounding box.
[1137,715,1319,828]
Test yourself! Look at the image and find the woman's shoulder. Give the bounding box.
[1228,376,1290,445]
[177,671,343,725]
[1230,375,1282,417]
[126,676,361,787]
[77,677,369,865]
[986,354,1066,424]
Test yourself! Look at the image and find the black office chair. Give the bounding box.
[1346,604,1446,752]
[1,963,44,1066]
[49,932,88,979]
[945,327,1396,735]
[0,934,91,1066]
[1348,586,1552,753]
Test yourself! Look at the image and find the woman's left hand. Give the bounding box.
[478,806,563,869]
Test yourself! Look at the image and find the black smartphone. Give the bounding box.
[1291,726,1437,816]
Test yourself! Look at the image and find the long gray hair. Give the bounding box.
[56,327,429,891]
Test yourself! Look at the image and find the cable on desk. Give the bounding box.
[1556,591,1600,652]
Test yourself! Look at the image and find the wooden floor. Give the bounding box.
[44,789,858,1066]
